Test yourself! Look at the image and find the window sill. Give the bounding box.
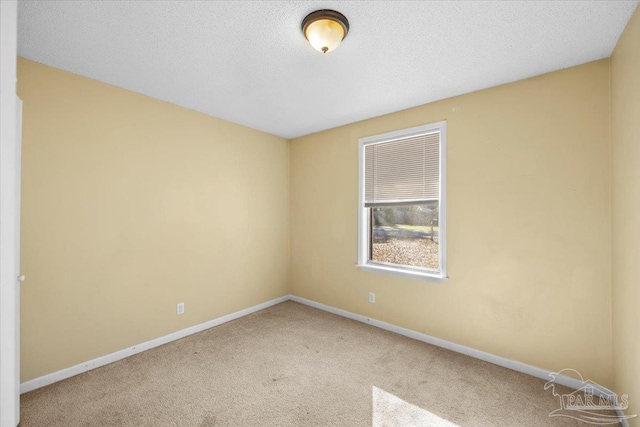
[356,263,448,283]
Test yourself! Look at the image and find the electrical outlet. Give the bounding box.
[369,292,375,303]
[177,302,185,315]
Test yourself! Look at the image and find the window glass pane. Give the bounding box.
[370,201,439,271]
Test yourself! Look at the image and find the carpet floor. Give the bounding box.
[21,301,604,426]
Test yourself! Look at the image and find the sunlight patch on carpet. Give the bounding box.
[372,386,460,427]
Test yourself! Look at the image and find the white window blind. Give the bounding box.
[364,131,440,207]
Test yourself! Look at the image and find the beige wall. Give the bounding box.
[19,34,633,396]
[17,58,290,382]
[611,5,640,423]
[290,60,613,385]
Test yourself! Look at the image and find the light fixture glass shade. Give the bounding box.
[304,19,345,53]
[302,10,349,54]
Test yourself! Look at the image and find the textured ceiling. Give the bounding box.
[17,1,639,139]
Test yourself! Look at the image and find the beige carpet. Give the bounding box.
[21,301,601,426]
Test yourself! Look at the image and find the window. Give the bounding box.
[357,121,447,282]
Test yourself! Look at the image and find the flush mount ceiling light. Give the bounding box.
[301,9,349,54]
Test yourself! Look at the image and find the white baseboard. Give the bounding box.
[23,293,623,409]
[290,295,591,391]
[20,295,290,394]
[618,413,630,427]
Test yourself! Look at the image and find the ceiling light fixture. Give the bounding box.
[301,9,349,54]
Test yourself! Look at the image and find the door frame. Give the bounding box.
[1,1,21,426]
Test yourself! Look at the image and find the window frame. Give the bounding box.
[357,121,448,282]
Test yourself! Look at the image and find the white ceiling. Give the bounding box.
[18,1,639,139]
